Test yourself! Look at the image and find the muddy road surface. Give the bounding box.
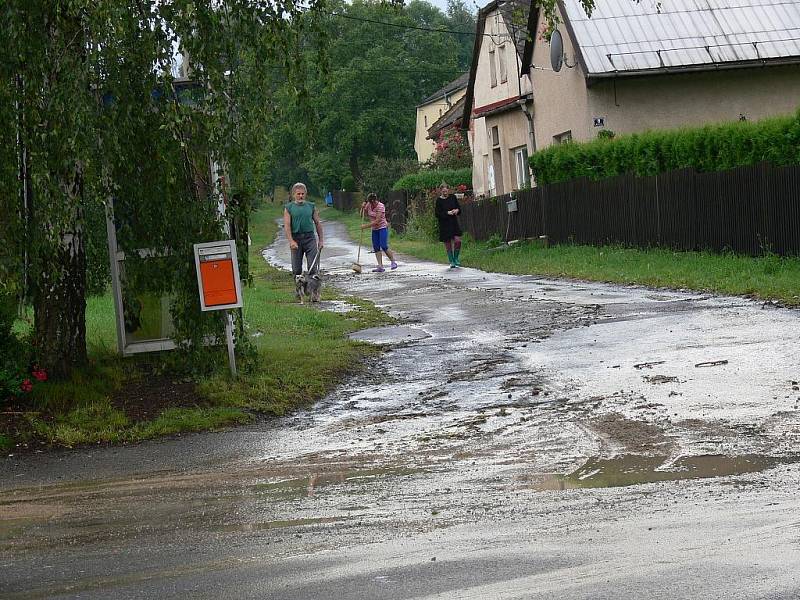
[2,220,800,599]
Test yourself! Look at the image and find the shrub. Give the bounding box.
[393,167,472,192]
[0,293,32,402]
[361,157,419,200]
[429,129,472,170]
[403,194,439,242]
[530,109,800,184]
[341,174,356,192]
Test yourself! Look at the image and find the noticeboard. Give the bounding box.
[193,240,243,312]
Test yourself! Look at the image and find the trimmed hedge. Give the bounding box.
[393,167,472,191]
[530,110,800,185]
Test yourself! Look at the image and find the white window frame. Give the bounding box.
[513,146,530,189]
[498,45,508,83]
[489,50,497,87]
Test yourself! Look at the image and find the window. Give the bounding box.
[489,50,497,87]
[439,108,442,117]
[424,115,427,127]
[554,130,573,144]
[491,126,500,147]
[498,45,508,83]
[514,146,530,189]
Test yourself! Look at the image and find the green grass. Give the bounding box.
[321,206,800,306]
[199,202,391,415]
[6,201,391,449]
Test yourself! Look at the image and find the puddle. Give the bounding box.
[319,300,360,314]
[251,466,423,500]
[349,325,431,345]
[560,454,799,489]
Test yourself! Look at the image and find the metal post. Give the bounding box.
[225,312,237,377]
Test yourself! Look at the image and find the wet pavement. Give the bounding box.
[2,220,800,599]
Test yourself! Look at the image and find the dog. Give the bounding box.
[295,271,322,304]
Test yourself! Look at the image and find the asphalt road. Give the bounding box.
[2,219,799,599]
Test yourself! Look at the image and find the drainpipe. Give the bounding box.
[517,97,536,155]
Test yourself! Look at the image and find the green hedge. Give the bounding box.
[392,167,472,191]
[530,110,800,185]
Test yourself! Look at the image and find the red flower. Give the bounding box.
[32,368,48,382]
[20,379,33,393]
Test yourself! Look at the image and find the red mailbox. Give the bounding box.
[194,241,243,311]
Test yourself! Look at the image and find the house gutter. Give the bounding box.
[586,56,800,86]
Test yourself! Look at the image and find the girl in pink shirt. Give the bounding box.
[360,193,398,272]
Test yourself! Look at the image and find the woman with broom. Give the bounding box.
[434,182,463,268]
[360,193,398,272]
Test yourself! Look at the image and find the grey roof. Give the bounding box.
[418,72,470,107]
[427,95,466,138]
[562,0,800,76]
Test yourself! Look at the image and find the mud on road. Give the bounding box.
[2,220,800,599]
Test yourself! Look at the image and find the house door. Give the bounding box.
[492,148,504,195]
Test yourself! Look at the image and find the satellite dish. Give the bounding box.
[550,30,564,72]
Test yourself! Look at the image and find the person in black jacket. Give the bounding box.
[434,182,463,268]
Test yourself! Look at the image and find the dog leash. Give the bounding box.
[308,247,322,273]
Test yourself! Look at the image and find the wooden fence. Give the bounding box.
[456,162,800,256]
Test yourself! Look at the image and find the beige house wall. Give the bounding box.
[414,87,467,162]
[588,66,800,136]
[483,110,530,196]
[529,9,591,148]
[530,7,800,151]
[469,6,534,197]
[473,8,533,111]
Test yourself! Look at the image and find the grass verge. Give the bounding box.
[4,202,391,450]
[322,206,800,306]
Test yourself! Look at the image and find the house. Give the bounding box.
[427,95,466,143]
[414,73,470,162]
[521,0,800,150]
[461,0,536,198]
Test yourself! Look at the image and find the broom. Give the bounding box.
[352,208,365,273]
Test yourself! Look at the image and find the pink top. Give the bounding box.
[365,201,388,230]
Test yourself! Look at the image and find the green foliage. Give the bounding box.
[264,0,476,192]
[85,200,110,296]
[341,174,357,192]
[597,129,616,140]
[402,196,439,242]
[486,233,504,248]
[360,157,420,200]
[0,293,29,401]
[1,1,329,378]
[393,167,472,191]
[530,110,800,184]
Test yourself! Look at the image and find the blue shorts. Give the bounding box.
[371,227,389,252]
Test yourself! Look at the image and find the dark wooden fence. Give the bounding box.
[456,162,800,256]
[386,191,409,234]
[331,191,363,212]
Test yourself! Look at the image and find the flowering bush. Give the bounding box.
[430,128,472,170]
[0,366,46,401]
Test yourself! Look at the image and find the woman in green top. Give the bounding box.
[283,182,324,277]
